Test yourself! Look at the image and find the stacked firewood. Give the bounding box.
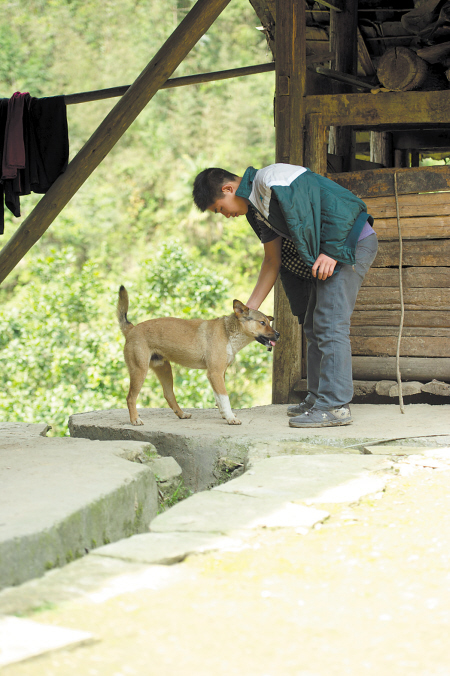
[377,0,450,91]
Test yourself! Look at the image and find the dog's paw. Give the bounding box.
[131,417,144,426]
[226,417,242,425]
[179,412,192,419]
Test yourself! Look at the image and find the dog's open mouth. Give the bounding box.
[255,336,278,348]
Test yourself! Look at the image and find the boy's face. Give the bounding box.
[207,180,249,218]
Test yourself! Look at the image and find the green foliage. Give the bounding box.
[0,244,273,435]
[0,0,276,434]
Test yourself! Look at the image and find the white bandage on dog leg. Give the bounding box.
[214,393,236,422]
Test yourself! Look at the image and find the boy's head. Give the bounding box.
[193,168,249,218]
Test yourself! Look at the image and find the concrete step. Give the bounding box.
[0,423,159,589]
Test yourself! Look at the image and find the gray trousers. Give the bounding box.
[303,234,378,410]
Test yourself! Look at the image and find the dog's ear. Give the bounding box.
[233,299,249,316]
[266,315,274,322]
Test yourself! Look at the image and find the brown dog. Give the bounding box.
[117,285,280,425]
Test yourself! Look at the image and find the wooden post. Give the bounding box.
[272,0,306,404]
[305,114,328,176]
[0,0,231,284]
[328,0,358,171]
[370,131,394,168]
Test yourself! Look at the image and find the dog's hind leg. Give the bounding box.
[151,360,192,420]
[126,365,148,426]
[207,370,241,425]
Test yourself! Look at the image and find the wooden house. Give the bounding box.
[0,0,449,404]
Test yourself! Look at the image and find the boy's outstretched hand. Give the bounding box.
[312,253,337,280]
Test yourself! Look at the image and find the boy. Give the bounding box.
[192,164,378,427]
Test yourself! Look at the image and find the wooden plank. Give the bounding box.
[350,326,450,337]
[326,165,450,198]
[373,215,450,240]
[350,336,450,358]
[0,0,232,285]
[373,239,450,267]
[351,310,450,328]
[305,89,450,127]
[351,356,450,381]
[355,287,450,311]
[362,267,450,288]
[365,192,450,219]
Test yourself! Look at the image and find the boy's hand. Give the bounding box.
[312,253,337,280]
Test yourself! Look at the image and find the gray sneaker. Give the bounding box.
[289,405,352,428]
[287,400,315,417]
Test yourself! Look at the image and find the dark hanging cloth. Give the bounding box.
[0,93,69,235]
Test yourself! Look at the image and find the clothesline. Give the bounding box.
[63,62,275,105]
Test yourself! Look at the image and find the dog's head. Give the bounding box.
[233,300,280,350]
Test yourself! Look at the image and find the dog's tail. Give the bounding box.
[117,285,135,337]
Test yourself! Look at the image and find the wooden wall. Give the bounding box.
[330,165,450,382]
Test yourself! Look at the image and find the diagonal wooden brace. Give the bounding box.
[0,0,231,284]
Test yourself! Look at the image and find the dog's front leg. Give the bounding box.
[207,370,241,425]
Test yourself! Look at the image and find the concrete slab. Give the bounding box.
[69,404,450,490]
[0,555,154,616]
[92,531,246,565]
[214,454,390,502]
[0,615,93,668]
[0,424,158,589]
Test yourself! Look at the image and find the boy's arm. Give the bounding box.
[246,237,282,310]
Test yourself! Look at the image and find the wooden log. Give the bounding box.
[272,0,306,404]
[351,310,450,328]
[305,89,450,127]
[351,356,450,381]
[371,215,450,240]
[355,287,450,311]
[362,267,450,289]
[364,192,450,219]
[377,47,428,91]
[350,335,450,358]
[416,42,450,65]
[327,165,450,198]
[373,239,450,267]
[0,0,232,285]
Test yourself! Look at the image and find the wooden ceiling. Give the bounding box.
[249,1,450,93]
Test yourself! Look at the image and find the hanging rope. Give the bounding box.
[393,171,405,414]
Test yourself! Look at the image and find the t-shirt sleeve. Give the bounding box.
[259,222,280,244]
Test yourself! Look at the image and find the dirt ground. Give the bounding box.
[3,450,450,676]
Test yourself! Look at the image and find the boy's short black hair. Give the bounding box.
[192,168,238,212]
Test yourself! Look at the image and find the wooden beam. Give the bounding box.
[306,90,450,128]
[314,0,343,10]
[272,0,306,404]
[327,165,450,198]
[0,0,231,285]
[64,62,276,105]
